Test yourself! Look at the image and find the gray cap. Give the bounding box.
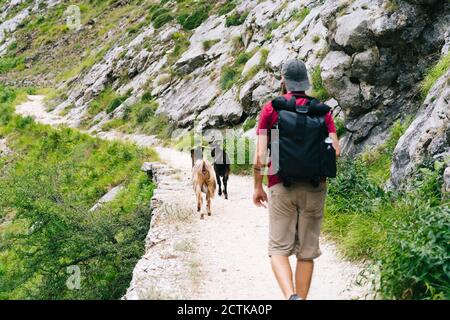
[282,59,310,92]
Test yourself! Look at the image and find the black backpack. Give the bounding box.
[270,95,337,187]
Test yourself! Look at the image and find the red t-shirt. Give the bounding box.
[256,92,336,188]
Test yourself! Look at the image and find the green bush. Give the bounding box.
[177,5,211,30]
[136,104,156,124]
[243,117,256,132]
[225,11,248,27]
[0,56,25,74]
[376,205,450,299]
[202,39,220,51]
[220,66,241,91]
[217,1,237,16]
[324,129,449,299]
[0,92,158,299]
[311,67,330,101]
[148,4,173,29]
[106,96,126,114]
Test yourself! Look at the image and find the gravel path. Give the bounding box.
[15,95,373,300]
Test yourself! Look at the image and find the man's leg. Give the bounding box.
[295,260,314,299]
[294,181,327,299]
[271,255,295,299]
[267,184,297,299]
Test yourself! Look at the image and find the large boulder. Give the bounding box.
[390,69,450,188]
[321,51,362,118]
[197,87,243,128]
[334,7,373,51]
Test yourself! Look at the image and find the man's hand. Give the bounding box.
[253,187,268,208]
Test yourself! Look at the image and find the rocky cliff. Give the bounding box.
[1,0,449,187]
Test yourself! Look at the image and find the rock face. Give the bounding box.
[390,69,450,189]
[2,0,449,188]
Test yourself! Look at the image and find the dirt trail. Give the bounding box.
[15,96,372,300]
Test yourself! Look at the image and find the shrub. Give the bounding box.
[225,11,248,27]
[202,39,220,51]
[236,52,251,65]
[243,117,257,132]
[310,67,330,101]
[217,1,237,16]
[0,109,157,299]
[167,31,190,65]
[376,204,450,299]
[136,104,157,124]
[106,96,126,114]
[148,5,173,29]
[220,66,241,91]
[0,56,25,74]
[177,5,211,30]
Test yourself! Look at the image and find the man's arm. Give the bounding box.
[253,134,268,208]
[329,132,341,157]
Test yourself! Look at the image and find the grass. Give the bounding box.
[291,7,311,24]
[0,56,25,74]
[177,4,211,30]
[219,48,264,91]
[242,48,269,81]
[202,39,220,51]
[225,11,248,27]
[310,67,330,101]
[324,120,449,299]
[0,86,158,300]
[243,117,257,132]
[87,87,130,117]
[167,31,190,66]
[361,120,408,185]
[101,97,173,141]
[421,53,450,99]
[217,1,237,16]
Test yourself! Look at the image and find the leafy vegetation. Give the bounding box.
[202,39,220,51]
[167,31,191,65]
[243,117,257,132]
[0,56,25,74]
[217,1,237,16]
[87,87,130,116]
[177,4,211,30]
[0,86,157,299]
[310,67,330,101]
[100,96,173,140]
[291,7,311,24]
[421,53,450,98]
[324,121,449,299]
[225,11,248,27]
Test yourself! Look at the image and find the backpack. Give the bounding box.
[269,95,337,187]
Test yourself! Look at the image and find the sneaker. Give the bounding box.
[288,294,303,300]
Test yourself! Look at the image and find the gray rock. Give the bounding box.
[242,50,262,77]
[351,47,380,83]
[390,69,450,188]
[89,185,124,212]
[174,48,209,75]
[334,8,373,50]
[266,39,294,72]
[157,75,219,126]
[198,87,243,128]
[321,51,363,118]
[0,138,12,158]
[444,167,450,193]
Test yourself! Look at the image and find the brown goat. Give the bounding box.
[191,147,217,219]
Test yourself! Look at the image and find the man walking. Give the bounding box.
[252,60,340,300]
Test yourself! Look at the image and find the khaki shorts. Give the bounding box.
[268,182,327,260]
